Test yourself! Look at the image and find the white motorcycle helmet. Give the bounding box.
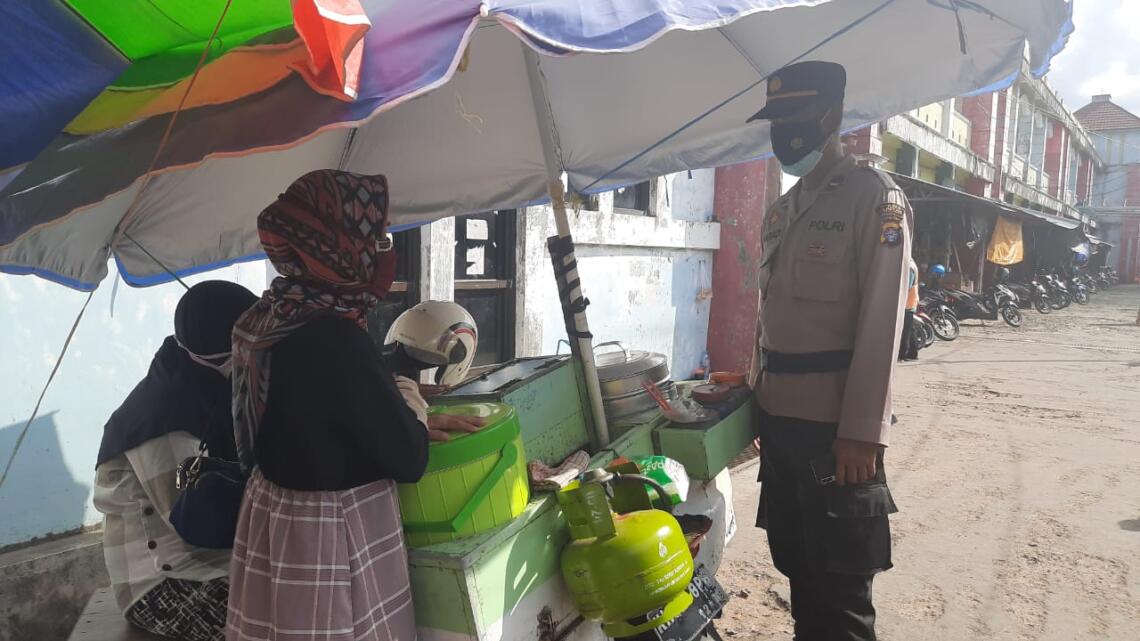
[384,301,478,386]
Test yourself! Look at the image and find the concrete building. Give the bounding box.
[1074,94,1140,282]
[847,63,1100,223]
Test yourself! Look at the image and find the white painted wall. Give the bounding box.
[0,261,267,546]
[516,171,719,379]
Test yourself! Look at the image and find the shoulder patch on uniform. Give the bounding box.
[877,201,906,223]
[880,222,902,246]
[879,200,905,246]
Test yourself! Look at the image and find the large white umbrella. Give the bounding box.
[0,0,1072,288]
[0,0,1073,445]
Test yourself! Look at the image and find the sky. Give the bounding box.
[1047,1,1140,117]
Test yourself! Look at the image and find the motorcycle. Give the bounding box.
[1097,266,1119,288]
[913,309,936,349]
[918,295,960,340]
[1041,273,1072,309]
[1077,272,1098,295]
[1006,281,1034,309]
[1013,277,1053,314]
[942,284,1023,328]
[1064,273,1090,305]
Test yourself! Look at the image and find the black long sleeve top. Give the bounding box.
[254,316,429,491]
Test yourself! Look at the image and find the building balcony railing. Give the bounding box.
[884,115,995,183]
[949,111,971,148]
[1005,173,1072,218]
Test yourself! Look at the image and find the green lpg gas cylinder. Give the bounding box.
[557,479,694,637]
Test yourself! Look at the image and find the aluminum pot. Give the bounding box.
[602,381,677,419]
[593,342,671,398]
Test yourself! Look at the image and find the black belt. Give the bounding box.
[761,349,853,374]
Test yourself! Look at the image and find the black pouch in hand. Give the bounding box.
[170,443,247,549]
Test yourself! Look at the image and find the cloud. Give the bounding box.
[1044,0,1140,116]
[1079,61,1140,107]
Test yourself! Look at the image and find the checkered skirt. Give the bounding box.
[226,470,416,641]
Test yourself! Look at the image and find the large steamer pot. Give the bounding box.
[593,342,672,419]
[602,381,677,418]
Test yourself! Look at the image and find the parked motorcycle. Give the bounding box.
[1077,271,1098,295]
[906,315,931,356]
[913,309,936,348]
[1012,277,1053,314]
[1096,266,1119,288]
[1041,273,1072,309]
[918,295,960,340]
[1063,271,1090,305]
[942,283,1023,328]
[1006,281,1034,309]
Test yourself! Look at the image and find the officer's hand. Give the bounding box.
[832,438,878,485]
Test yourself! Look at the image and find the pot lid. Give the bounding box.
[593,341,669,381]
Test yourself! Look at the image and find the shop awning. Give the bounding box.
[1003,203,1082,230]
[889,173,1082,230]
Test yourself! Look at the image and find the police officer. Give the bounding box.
[745,61,910,640]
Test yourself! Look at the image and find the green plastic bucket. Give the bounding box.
[397,402,530,548]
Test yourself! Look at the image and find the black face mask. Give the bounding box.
[770,117,828,167]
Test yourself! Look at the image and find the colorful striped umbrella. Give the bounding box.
[2,1,371,174]
[0,0,1073,290]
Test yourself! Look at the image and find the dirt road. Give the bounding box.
[719,284,1140,640]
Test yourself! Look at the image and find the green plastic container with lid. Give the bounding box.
[397,402,530,548]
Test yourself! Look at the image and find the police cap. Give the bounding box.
[747,61,846,122]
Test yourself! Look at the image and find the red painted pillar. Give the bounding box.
[846,125,874,156]
[1124,217,1140,282]
[708,159,776,375]
[961,94,993,158]
[1044,119,1063,198]
[963,176,988,197]
[991,90,1009,200]
[1125,165,1140,207]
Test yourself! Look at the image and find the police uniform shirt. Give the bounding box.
[751,155,912,445]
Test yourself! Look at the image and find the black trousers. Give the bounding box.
[755,412,897,641]
[899,310,917,360]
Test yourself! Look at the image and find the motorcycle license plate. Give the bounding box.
[651,566,730,641]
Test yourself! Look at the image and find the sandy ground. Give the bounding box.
[718,284,1140,640]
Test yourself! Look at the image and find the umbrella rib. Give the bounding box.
[528,53,567,175]
[123,231,190,290]
[578,0,899,194]
[109,0,236,257]
[715,27,764,78]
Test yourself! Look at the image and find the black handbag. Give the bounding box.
[170,442,247,549]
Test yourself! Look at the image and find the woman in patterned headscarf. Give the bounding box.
[226,171,476,641]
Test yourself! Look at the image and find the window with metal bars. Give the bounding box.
[454,210,517,366]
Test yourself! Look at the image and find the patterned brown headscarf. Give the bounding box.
[231,170,396,469]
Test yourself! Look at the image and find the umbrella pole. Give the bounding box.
[544,180,611,448]
[524,46,611,448]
